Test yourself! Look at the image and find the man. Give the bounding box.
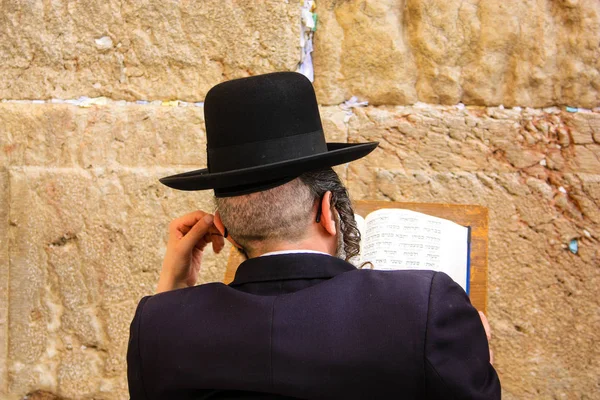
[127,72,501,399]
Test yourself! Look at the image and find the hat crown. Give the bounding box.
[158,72,378,196]
[204,72,324,152]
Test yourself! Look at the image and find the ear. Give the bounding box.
[319,191,337,236]
[214,211,244,249]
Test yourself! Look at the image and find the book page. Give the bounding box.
[360,209,469,291]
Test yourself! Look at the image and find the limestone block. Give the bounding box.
[313,0,418,105]
[101,300,138,395]
[320,106,349,143]
[345,106,600,399]
[0,169,8,394]
[0,1,300,101]
[0,104,353,170]
[565,112,599,145]
[346,105,600,178]
[0,104,206,167]
[6,167,228,398]
[563,173,600,225]
[320,106,352,182]
[571,145,600,174]
[314,0,600,108]
[57,348,104,399]
[0,103,353,172]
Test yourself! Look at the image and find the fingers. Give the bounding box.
[211,229,225,253]
[478,311,492,341]
[180,214,215,250]
[169,211,225,253]
[193,226,224,250]
[169,211,208,235]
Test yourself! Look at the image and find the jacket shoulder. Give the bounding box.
[343,268,437,295]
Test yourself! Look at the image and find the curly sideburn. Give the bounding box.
[299,168,361,261]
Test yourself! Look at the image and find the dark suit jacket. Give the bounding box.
[127,253,500,399]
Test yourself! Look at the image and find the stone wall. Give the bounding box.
[1,1,599,399]
[314,0,600,108]
[0,0,300,101]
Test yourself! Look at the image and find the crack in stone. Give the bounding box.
[23,389,69,400]
[48,233,77,248]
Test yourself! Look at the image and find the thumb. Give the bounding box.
[180,214,214,250]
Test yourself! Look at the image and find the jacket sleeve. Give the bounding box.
[424,272,501,399]
[127,295,151,400]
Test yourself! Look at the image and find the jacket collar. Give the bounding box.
[229,253,356,287]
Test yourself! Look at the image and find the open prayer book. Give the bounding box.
[354,209,471,293]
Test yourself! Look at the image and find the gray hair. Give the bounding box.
[215,168,361,260]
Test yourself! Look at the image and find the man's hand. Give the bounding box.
[157,211,225,293]
[478,311,494,365]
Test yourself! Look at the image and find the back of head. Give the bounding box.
[216,168,360,260]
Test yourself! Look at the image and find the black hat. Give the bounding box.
[159,72,378,197]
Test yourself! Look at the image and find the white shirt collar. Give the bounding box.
[260,249,331,257]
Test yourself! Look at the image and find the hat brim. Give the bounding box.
[159,142,378,195]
